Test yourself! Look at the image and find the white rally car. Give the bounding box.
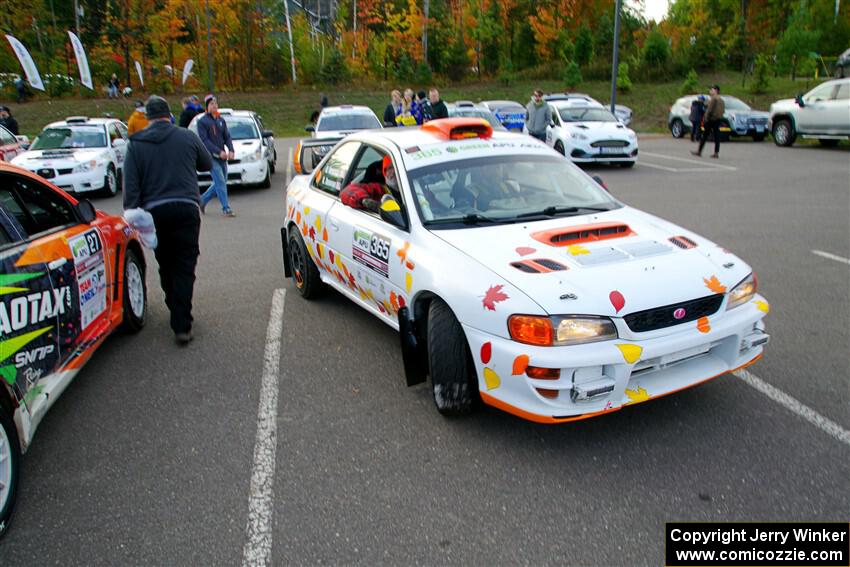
[11,117,128,197]
[282,118,769,423]
[546,100,639,167]
[189,109,275,188]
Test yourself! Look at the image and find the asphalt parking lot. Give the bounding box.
[0,135,847,566]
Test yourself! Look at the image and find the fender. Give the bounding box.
[398,306,426,386]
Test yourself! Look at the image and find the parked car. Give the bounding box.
[0,125,25,162]
[11,117,129,197]
[447,101,507,131]
[545,100,638,167]
[835,48,850,78]
[305,105,383,167]
[480,100,527,132]
[769,78,850,147]
[283,118,769,423]
[188,108,276,188]
[544,93,633,126]
[0,161,147,537]
[668,95,769,141]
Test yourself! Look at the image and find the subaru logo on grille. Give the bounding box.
[673,308,687,319]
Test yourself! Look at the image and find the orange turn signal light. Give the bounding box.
[526,366,561,380]
[508,315,553,347]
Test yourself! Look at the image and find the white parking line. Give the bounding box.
[812,250,850,265]
[734,368,850,448]
[641,151,738,171]
[637,162,720,173]
[242,288,286,567]
[285,147,293,185]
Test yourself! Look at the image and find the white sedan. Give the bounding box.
[12,117,128,197]
[546,101,639,167]
[281,118,769,423]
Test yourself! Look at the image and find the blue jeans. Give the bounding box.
[201,158,231,212]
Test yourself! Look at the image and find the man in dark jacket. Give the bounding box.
[197,94,236,216]
[688,95,706,142]
[123,95,213,344]
[0,106,19,135]
[178,95,202,128]
[692,85,725,158]
[428,88,448,120]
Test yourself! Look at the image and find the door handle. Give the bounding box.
[48,258,67,270]
[329,219,340,231]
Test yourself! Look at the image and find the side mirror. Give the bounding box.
[305,126,315,133]
[592,175,608,191]
[75,199,97,223]
[112,138,127,147]
[795,94,806,108]
[549,120,555,128]
[378,196,407,229]
[262,130,274,138]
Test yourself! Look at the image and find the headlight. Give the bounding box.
[243,147,263,162]
[508,315,618,346]
[72,160,98,173]
[726,272,758,310]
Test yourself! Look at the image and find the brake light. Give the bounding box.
[508,315,553,346]
[422,118,493,140]
[526,366,561,380]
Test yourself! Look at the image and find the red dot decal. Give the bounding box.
[480,342,492,364]
[609,291,625,313]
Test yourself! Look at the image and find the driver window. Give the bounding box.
[834,83,849,100]
[805,84,834,102]
[313,141,360,197]
[108,124,121,143]
[0,174,76,238]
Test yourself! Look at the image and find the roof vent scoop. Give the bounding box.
[531,222,635,247]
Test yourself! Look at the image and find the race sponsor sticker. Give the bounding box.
[352,227,390,278]
[68,229,107,330]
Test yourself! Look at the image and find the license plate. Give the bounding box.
[599,147,621,154]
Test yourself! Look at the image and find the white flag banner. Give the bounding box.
[135,60,144,88]
[182,59,194,85]
[67,31,92,90]
[5,35,45,91]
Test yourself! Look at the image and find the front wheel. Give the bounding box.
[773,119,796,147]
[288,228,324,299]
[101,165,118,198]
[121,248,146,332]
[427,299,478,417]
[670,119,685,138]
[259,167,271,189]
[554,140,566,156]
[0,407,21,540]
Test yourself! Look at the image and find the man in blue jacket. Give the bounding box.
[197,94,236,217]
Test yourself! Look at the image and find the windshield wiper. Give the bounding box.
[424,213,505,226]
[515,205,612,219]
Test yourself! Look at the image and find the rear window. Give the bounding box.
[317,114,381,132]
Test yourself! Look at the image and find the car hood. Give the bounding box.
[727,110,770,119]
[430,207,751,317]
[770,98,797,112]
[12,148,106,166]
[233,139,261,158]
[565,122,633,137]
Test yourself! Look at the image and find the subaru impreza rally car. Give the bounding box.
[12,116,129,197]
[281,118,769,423]
[0,162,146,537]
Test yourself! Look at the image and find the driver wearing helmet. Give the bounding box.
[340,155,400,212]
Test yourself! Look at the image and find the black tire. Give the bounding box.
[269,150,277,174]
[772,119,796,147]
[554,140,566,156]
[120,248,146,333]
[818,138,839,147]
[0,406,21,540]
[101,164,118,198]
[619,161,635,168]
[752,132,766,142]
[288,227,324,299]
[670,119,685,138]
[259,167,271,189]
[427,299,478,417]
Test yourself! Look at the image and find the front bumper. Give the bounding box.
[569,141,639,163]
[464,295,770,423]
[197,158,268,187]
[25,166,107,194]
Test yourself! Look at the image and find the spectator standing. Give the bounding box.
[122,95,213,345]
[320,93,329,108]
[127,100,150,135]
[689,95,706,142]
[197,94,236,217]
[428,88,448,120]
[383,90,402,127]
[107,74,120,99]
[14,78,28,103]
[692,85,725,158]
[412,91,429,124]
[396,89,418,126]
[179,95,203,128]
[525,89,552,142]
[0,107,19,135]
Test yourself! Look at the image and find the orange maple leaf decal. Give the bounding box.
[482,284,509,311]
[397,241,411,264]
[703,275,726,294]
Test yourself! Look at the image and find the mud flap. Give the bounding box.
[281,227,291,278]
[398,306,426,386]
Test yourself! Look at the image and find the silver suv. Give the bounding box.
[769,78,850,147]
[668,95,769,141]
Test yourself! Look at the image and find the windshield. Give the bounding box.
[722,97,751,111]
[30,126,107,150]
[408,155,621,226]
[224,117,259,140]
[317,113,381,132]
[558,107,618,123]
[448,108,506,130]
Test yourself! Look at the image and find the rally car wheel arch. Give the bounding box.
[554,140,566,155]
[288,227,324,299]
[0,403,21,541]
[427,298,479,417]
[121,247,147,333]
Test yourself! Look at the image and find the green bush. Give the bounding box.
[616,62,632,93]
[575,25,594,67]
[393,53,415,82]
[414,61,433,85]
[681,69,699,94]
[643,29,671,67]
[749,55,771,94]
[445,31,470,82]
[497,59,516,86]
[563,60,582,89]
[319,49,350,84]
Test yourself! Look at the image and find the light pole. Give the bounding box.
[609,0,622,115]
[205,0,214,92]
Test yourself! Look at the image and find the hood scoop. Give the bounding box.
[531,222,635,247]
[510,258,569,273]
[669,235,697,249]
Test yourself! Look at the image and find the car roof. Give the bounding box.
[319,105,376,115]
[481,100,525,109]
[550,99,605,109]
[44,117,116,129]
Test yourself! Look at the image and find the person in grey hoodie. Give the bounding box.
[123,95,213,344]
[525,89,552,142]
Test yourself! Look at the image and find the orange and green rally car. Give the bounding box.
[0,161,147,538]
